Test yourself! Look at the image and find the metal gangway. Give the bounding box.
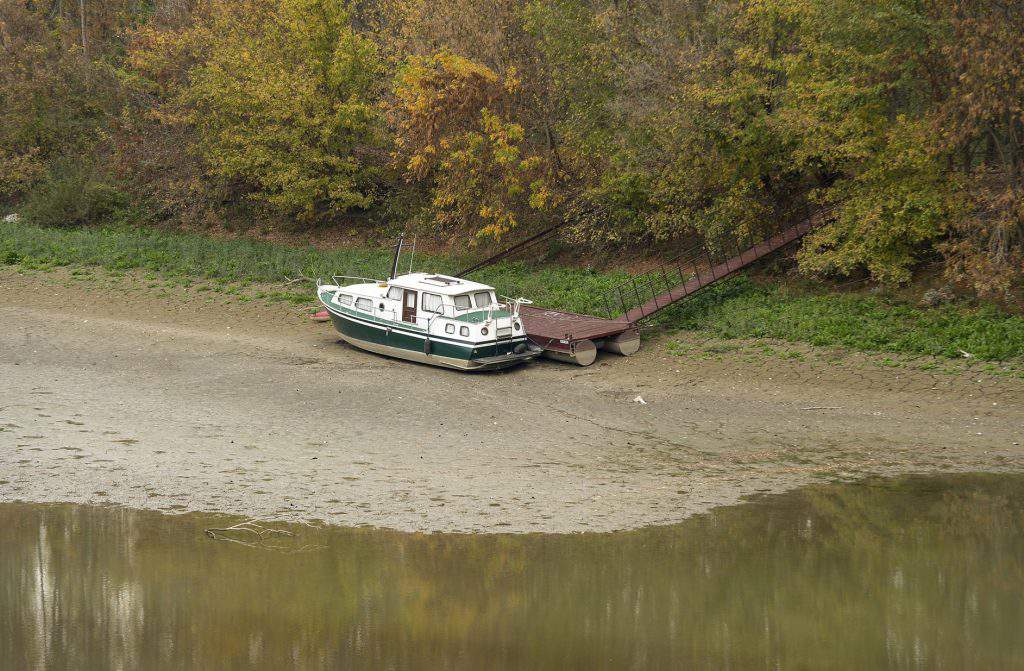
[458,206,825,365]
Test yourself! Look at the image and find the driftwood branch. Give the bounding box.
[283,274,316,286]
[204,519,324,553]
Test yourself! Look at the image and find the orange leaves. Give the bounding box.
[391,50,557,239]
[393,52,506,179]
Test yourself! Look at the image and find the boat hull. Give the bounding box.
[324,306,539,371]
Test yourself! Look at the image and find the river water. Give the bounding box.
[3,473,1023,669]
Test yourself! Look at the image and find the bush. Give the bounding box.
[20,164,128,229]
[161,0,385,223]
[0,239,22,265]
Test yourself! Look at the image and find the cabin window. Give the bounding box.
[386,286,403,300]
[453,294,472,310]
[445,323,455,334]
[460,326,470,337]
[422,292,443,314]
[355,297,372,311]
[336,293,353,306]
[473,291,493,308]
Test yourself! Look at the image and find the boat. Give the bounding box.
[317,237,544,371]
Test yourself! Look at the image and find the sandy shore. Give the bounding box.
[1,267,1022,532]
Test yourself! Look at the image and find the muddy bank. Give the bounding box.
[1,268,1022,532]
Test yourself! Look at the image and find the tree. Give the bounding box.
[393,52,557,239]
[135,0,386,224]
[937,0,1024,297]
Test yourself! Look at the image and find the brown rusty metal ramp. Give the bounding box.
[620,218,814,323]
[465,208,825,365]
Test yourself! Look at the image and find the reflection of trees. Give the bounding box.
[1,474,1023,669]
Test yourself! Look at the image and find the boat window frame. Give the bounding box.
[336,293,353,306]
[453,294,473,310]
[445,323,456,334]
[460,326,470,337]
[386,286,403,301]
[421,292,444,314]
[473,291,493,308]
[355,297,373,312]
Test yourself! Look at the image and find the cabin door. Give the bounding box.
[402,289,418,323]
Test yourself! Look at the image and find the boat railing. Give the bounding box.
[373,306,400,323]
[331,275,384,286]
[499,297,532,319]
[418,301,525,335]
[427,303,508,321]
[339,291,523,332]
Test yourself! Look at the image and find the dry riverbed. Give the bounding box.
[2,267,1023,532]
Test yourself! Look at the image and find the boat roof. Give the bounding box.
[387,272,495,295]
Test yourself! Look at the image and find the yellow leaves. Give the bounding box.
[406,154,428,179]
[390,48,560,238]
[162,0,383,219]
[528,182,552,210]
[0,149,46,198]
[519,156,542,172]
[503,66,521,94]
[393,51,520,182]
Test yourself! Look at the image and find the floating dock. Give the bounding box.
[519,307,637,366]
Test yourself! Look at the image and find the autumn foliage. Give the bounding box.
[0,0,1022,297]
[393,53,556,238]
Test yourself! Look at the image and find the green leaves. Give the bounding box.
[799,119,958,285]
[178,0,384,222]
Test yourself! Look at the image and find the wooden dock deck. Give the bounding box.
[519,306,629,343]
[519,307,635,366]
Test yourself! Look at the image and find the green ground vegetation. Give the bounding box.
[4,221,1022,364]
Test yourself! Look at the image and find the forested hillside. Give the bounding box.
[1,0,1021,297]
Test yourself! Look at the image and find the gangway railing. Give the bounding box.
[599,205,825,322]
[454,200,828,326]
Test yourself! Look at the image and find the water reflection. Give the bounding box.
[3,474,1024,669]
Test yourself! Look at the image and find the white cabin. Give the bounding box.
[327,272,526,345]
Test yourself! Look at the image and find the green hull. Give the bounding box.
[324,305,536,371]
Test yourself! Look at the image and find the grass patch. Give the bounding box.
[0,220,632,314]
[656,277,1024,361]
[2,221,1023,362]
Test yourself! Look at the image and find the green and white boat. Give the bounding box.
[317,240,543,371]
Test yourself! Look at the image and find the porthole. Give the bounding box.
[445,323,455,334]
[513,320,521,331]
[480,327,489,336]
[460,326,469,337]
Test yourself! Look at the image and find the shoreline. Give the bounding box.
[1,267,1022,533]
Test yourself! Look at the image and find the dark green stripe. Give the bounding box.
[328,310,526,361]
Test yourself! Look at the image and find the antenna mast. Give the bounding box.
[389,234,404,280]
